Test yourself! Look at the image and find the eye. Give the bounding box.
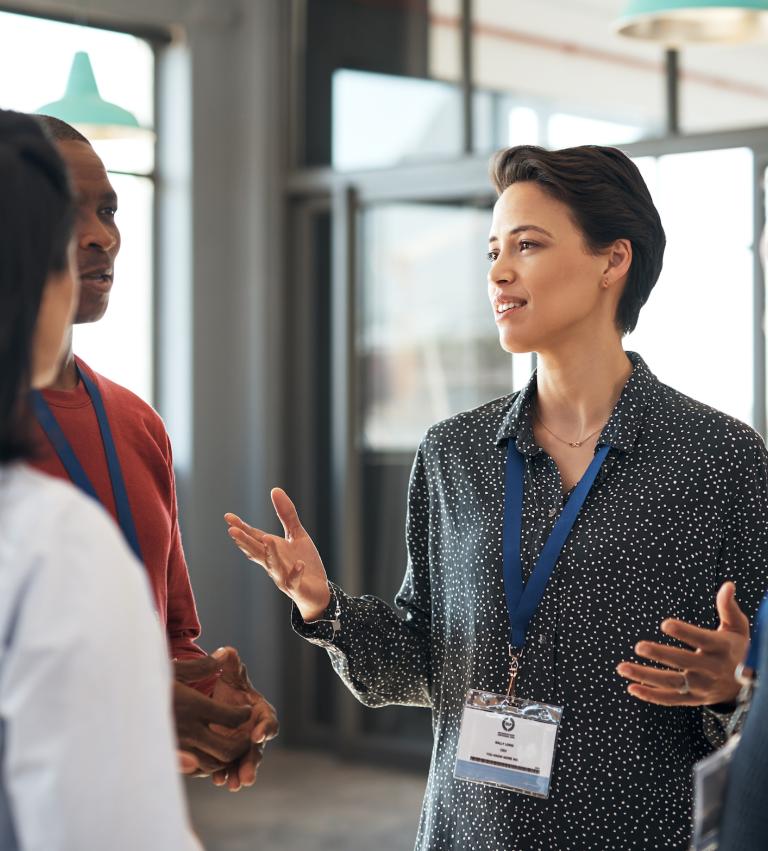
[487,250,498,262]
[100,207,117,218]
[519,239,538,252]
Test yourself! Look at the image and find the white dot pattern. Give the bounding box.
[294,353,768,850]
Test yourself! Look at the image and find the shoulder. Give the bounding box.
[0,465,152,619]
[657,381,766,462]
[420,394,513,454]
[77,358,170,443]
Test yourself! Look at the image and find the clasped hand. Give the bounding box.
[617,581,750,706]
[174,647,279,791]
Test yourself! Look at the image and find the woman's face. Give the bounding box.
[487,182,621,355]
[30,240,79,388]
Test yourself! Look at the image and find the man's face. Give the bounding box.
[56,140,121,324]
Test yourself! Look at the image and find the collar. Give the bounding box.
[494,351,661,456]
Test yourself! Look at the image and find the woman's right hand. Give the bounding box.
[224,488,331,622]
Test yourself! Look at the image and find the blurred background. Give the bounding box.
[1,0,766,847]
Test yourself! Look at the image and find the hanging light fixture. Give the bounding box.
[35,51,150,139]
[616,0,768,44]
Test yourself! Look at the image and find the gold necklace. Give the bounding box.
[534,408,604,449]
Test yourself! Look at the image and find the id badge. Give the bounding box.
[692,734,741,851]
[454,688,563,798]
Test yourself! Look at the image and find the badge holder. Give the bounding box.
[454,649,563,798]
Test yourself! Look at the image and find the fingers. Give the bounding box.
[271,488,303,541]
[227,526,268,562]
[716,581,750,635]
[233,744,265,790]
[177,750,200,774]
[174,654,222,685]
[195,726,252,764]
[211,769,228,787]
[634,640,702,671]
[211,646,242,677]
[625,683,700,707]
[251,712,280,744]
[181,746,227,776]
[223,513,267,539]
[616,661,690,690]
[203,698,253,729]
[658,620,722,653]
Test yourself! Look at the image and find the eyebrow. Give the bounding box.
[488,224,554,244]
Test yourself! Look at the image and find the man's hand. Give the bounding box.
[617,581,750,706]
[208,646,279,791]
[173,655,252,775]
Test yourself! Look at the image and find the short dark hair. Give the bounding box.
[490,145,666,334]
[0,110,75,462]
[33,114,91,145]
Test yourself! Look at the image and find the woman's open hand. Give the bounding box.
[224,488,331,622]
[616,581,750,707]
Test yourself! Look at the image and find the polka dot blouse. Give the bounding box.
[293,352,768,850]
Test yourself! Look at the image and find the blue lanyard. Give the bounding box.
[746,593,768,671]
[503,440,611,652]
[31,366,143,563]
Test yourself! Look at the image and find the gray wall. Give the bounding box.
[10,0,288,708]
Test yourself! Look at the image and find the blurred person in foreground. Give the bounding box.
[0,108,202,850]
[226,145,768,849]
[30,114,278,790]
[718,221,768,851]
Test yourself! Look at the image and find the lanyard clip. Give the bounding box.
[506,645,522,700]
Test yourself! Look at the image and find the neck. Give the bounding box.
[49,330,78,391]
[535,334,632,435]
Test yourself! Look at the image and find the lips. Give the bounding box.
[80,268,113,293]
[494,297,527,321]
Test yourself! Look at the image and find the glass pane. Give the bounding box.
[626,148,754,426]
[359,201,532,451]
[307,0,461,167]
[681,44,768,134]
[0,11,154,174]
[332,70,462,171]
[74,174,154,402]
[470,0,665,150]
[0,12,156,403]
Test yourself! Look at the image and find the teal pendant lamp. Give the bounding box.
[35,51,149,139]
[616,0,768,43]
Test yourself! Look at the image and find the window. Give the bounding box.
[626,148,755,426]
[0,11,155,402]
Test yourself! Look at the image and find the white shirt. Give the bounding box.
[0,464,201,851]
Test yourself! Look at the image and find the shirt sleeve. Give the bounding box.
[291,441,433,708]
[0,498,201,851]
[719,612,768,850]
[162,431,207,662]
[703,427,768,745]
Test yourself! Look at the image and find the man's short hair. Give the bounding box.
[33,114,90,145]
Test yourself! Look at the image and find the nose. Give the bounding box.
[79,213,118,254]
[488,252,516,288]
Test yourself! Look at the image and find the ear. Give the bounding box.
[602,239,632,288]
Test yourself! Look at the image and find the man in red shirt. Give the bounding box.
[31,115,278,791]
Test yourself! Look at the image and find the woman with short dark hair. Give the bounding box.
[227,144,768,849]
[0,110,200,850]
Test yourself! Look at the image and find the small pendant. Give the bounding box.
[569,441,582,448]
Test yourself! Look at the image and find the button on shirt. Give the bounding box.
[294,353,768,850]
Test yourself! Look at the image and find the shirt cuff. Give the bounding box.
[290,582,344,648]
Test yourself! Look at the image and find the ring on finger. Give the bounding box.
[677,671,691,695]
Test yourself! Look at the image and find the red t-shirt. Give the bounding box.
[30,356,205,661]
